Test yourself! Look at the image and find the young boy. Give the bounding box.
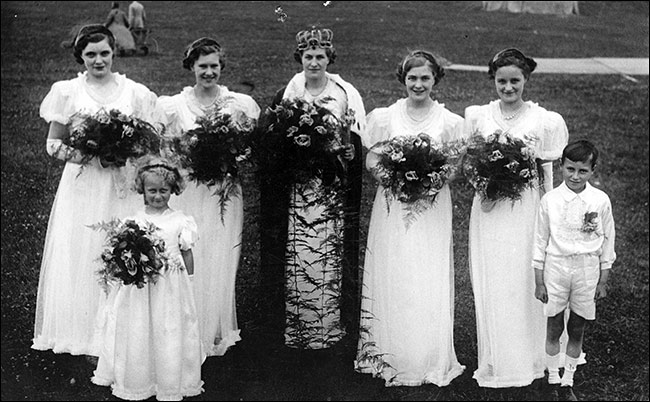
[533,140,616,401]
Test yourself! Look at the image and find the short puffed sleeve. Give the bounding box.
[365,107,391,148]
[229,93,261,120]
[178,213,199,251]
[157,95,183,136]
[462,105,487,139]
[536,110,569,160]
[438,108,465,144]
[39,80,78,125]
[129,82,162,124]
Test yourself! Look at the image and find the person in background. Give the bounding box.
[104,1,135,56]
[128,0,146,29]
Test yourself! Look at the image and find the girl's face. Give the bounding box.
[405,64,435,103]
[192,52,222,89]
[82,38,114,78]
[143,174,172,211]
[301,47,329,80]
[561,157,594,193]
[494,65,527,105]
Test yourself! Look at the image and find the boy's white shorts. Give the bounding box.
[543,254,600,320]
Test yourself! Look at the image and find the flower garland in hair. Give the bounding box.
[90,218,168,293]
[166,103,256,222]
[370,133,456,228]
[461,129,539,211]
[65,108,161,168]
[251,97,349,194]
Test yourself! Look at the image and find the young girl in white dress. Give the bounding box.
[355,50,465,387]
[92,157,204,401]
[158,37,260,356]
[33,25,158,357]
[463,48,569,388]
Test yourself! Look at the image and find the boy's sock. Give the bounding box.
[561,355,580,387]
[546,353,562,384]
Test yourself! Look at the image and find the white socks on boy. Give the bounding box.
[561,355,580,387]
[546,353,562,384]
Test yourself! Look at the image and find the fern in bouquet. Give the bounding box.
[166,106,256,222]
[90,218,168,293]
[462,129,539,210]
[65,108,161,167]
[252,97,349,192]
[370,133,455,228]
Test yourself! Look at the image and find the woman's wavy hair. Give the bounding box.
[396,50,445,85]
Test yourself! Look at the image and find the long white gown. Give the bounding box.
[281,78,350,349]
[463,100,569,388]
[355,99,466,387]
[92,209,204,401]
[158,86,260,356]
[33,72,158,356]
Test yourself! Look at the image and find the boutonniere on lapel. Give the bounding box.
[580,211,600,234]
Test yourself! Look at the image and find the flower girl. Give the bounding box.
[91,156,204,401]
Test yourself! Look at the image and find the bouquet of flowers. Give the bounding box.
[66,108,161,167]
[252,97,348,189]
[167,106,255,221]
[90,218,168,292]
[371,133,454,227]
[462,130,539,211]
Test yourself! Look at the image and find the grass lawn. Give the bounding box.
[1,1,648,400]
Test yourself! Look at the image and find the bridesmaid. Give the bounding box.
[355,50,465,387]
[158,37,260,356]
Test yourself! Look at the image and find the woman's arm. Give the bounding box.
[182,249,194,276]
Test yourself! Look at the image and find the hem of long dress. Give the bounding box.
[93,380,204,401]
[473,370,545,388]
[32,337,98,357]
[356,362,466,388]
[205,330,241,357]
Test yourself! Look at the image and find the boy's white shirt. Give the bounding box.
[533,181,616,270]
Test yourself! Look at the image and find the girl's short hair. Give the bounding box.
[293,27,337,64]
[488,48,537,79]
[73,24,116,64]
[182,37,226,71]
[562,139,599,169]
[396,50,445,85]
[134,156,185,195]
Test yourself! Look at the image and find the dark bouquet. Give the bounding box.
[66,108,161,167]
[371,133,455,227]
[167,107,255,221]
[90,218,168,292]
[462,130,539,211]
[252,97,348,189]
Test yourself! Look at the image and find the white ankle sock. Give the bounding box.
[561,355,580,387]
[546,353,561,384]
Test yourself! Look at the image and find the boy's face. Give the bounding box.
[561,157,594,193]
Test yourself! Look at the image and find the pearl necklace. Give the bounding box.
[501,103,525,121]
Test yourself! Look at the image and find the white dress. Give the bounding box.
[33,72,159,356]
[282,79,349,349]
[355,99,466,387]
[158,86,260,356]
[463,100,569,388]
[92,209,204,401]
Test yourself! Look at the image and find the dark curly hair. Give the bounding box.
[182,37,226,71]
[72,24,116,64]
[488,48,537,79]
[396,50,445,85]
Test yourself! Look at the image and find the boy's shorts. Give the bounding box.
[543,254,600,320]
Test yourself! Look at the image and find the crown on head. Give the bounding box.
[295,27,333,51]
